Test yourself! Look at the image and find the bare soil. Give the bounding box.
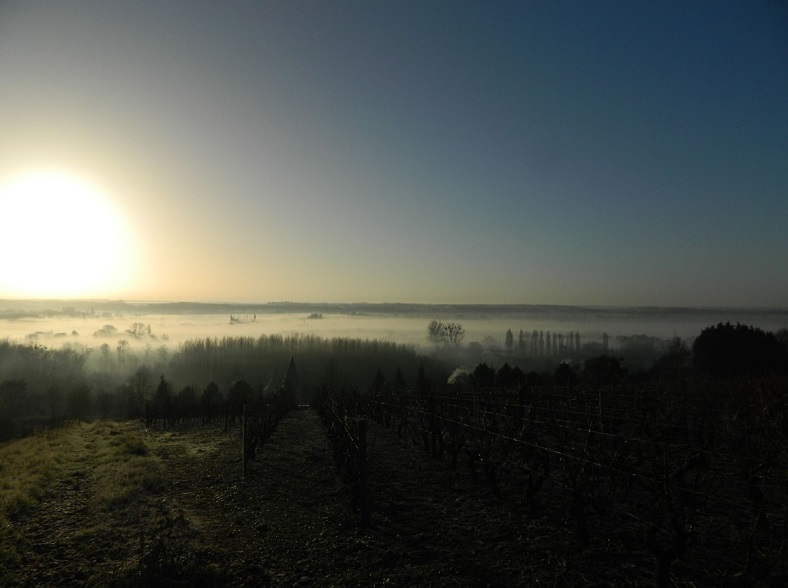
[5,408,736,586]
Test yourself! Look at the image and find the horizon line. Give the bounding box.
[2,298,788,313]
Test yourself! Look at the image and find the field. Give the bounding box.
[2,377,786,587]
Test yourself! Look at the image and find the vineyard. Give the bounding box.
[310,378,788,586]
[2,324,787,585]
[2,374,786,585]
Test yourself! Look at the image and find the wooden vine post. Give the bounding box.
[241,404,246,480]
[358,419,370,526]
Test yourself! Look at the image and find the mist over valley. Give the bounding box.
[4,299,787,353]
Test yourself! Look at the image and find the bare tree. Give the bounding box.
[444,322,465,346]
[128,365,152,417]
[116,339,130,371]
[157,345,169,366]
[427,320,444,345]
[426,321,466,346]
[127,322,148,338]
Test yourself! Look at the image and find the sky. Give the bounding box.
[0,1,786,307]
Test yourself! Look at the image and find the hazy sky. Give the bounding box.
[1,1,786,306]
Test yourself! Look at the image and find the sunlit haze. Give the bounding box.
[0,170,136,298]
[1,1,786,306]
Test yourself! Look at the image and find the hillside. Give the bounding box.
[2,404,782,586]
[1,409,634,587]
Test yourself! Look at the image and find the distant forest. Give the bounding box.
[0,333,442,441]
[1,321,786,442]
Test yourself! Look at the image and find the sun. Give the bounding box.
[0,170,136,298]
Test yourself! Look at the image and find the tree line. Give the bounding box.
[0,332,443,442]
[455,322,787,389]
[1,321,785,442]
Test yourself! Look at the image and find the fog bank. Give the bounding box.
[2,302,787,353]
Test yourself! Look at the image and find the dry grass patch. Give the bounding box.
[0,421,164,526]
[0,423,84,572]
[85,422,165,509]
[1,420,166,583]
[0,422,84,520]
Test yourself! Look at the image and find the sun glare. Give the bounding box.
[0,170,136,298]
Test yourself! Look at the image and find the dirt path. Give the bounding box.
[234,409,363,585]
[152,408,366,586]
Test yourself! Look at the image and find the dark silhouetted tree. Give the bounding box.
[201,381,222,422]
[177,385,198,421]
[776,328,788,351]
[554,362,577,386]
[67,384,92,420]
[283,356,301,401]
[583,355,626,386]
[496,362,518,388]
[394,366,407,391]
[417,362,430,393]
[95,390,114,418]
[692,322,786,379]
[471,363,496,387]
[128,366,152,417]
[153,375,174,425]
[371,366,385,394]
[227,379,253,423]
[524,371,544,387]
[0,380,27,439]
[650,337,692,382]
[505,329,514,351]
[45,385,64,420]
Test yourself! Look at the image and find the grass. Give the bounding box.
[0,421,164,518]
[0,420,164,578]
[1,420,236,586]
[90,423,165,508]
[0,422,83,520]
